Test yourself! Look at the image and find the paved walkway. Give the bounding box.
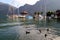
[16,25,60,40]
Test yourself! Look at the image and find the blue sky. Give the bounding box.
[0,0,11,4]
[0,0,39,8]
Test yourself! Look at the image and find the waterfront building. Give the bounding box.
[8,14,18,20]
[18,11,28,21]
[55,10,60,18]
[33,12,43,21]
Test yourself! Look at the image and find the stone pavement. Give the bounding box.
[16,25,60,40]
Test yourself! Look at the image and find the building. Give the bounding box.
[8,14,18,20]
[18,11,28,21]
[55,10,60,18]
[33,12,43,21]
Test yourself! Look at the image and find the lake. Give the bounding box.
[0,18,60,40]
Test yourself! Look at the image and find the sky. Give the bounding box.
[0,0,39,8]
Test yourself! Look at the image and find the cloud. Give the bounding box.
[12,0,39,8]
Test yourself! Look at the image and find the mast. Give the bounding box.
[44,0,47,27]
[7,0,15,21]
[17,4,20,22]
[7,5,13,16]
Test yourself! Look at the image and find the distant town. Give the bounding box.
[8,10,60,21]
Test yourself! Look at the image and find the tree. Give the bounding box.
[46,11,54,17]
[56,10,60,18]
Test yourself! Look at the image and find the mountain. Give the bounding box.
[18,1,42,15]
[45,0,60,11]
[0,0,60,16]
[0,2,17,18]
[18,0,60,15]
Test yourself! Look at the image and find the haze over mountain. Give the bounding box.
[0,2,17,18]
[0,0,60,16]
[18,0,60,15]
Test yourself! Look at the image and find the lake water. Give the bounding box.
[0,18,60,40]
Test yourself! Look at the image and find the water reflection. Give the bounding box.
[0,18,60,40]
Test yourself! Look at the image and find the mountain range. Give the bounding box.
[18,0,60,15]
[0,2,16,18]
[0,0,60,16]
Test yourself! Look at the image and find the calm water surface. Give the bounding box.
[0,18,60,40]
